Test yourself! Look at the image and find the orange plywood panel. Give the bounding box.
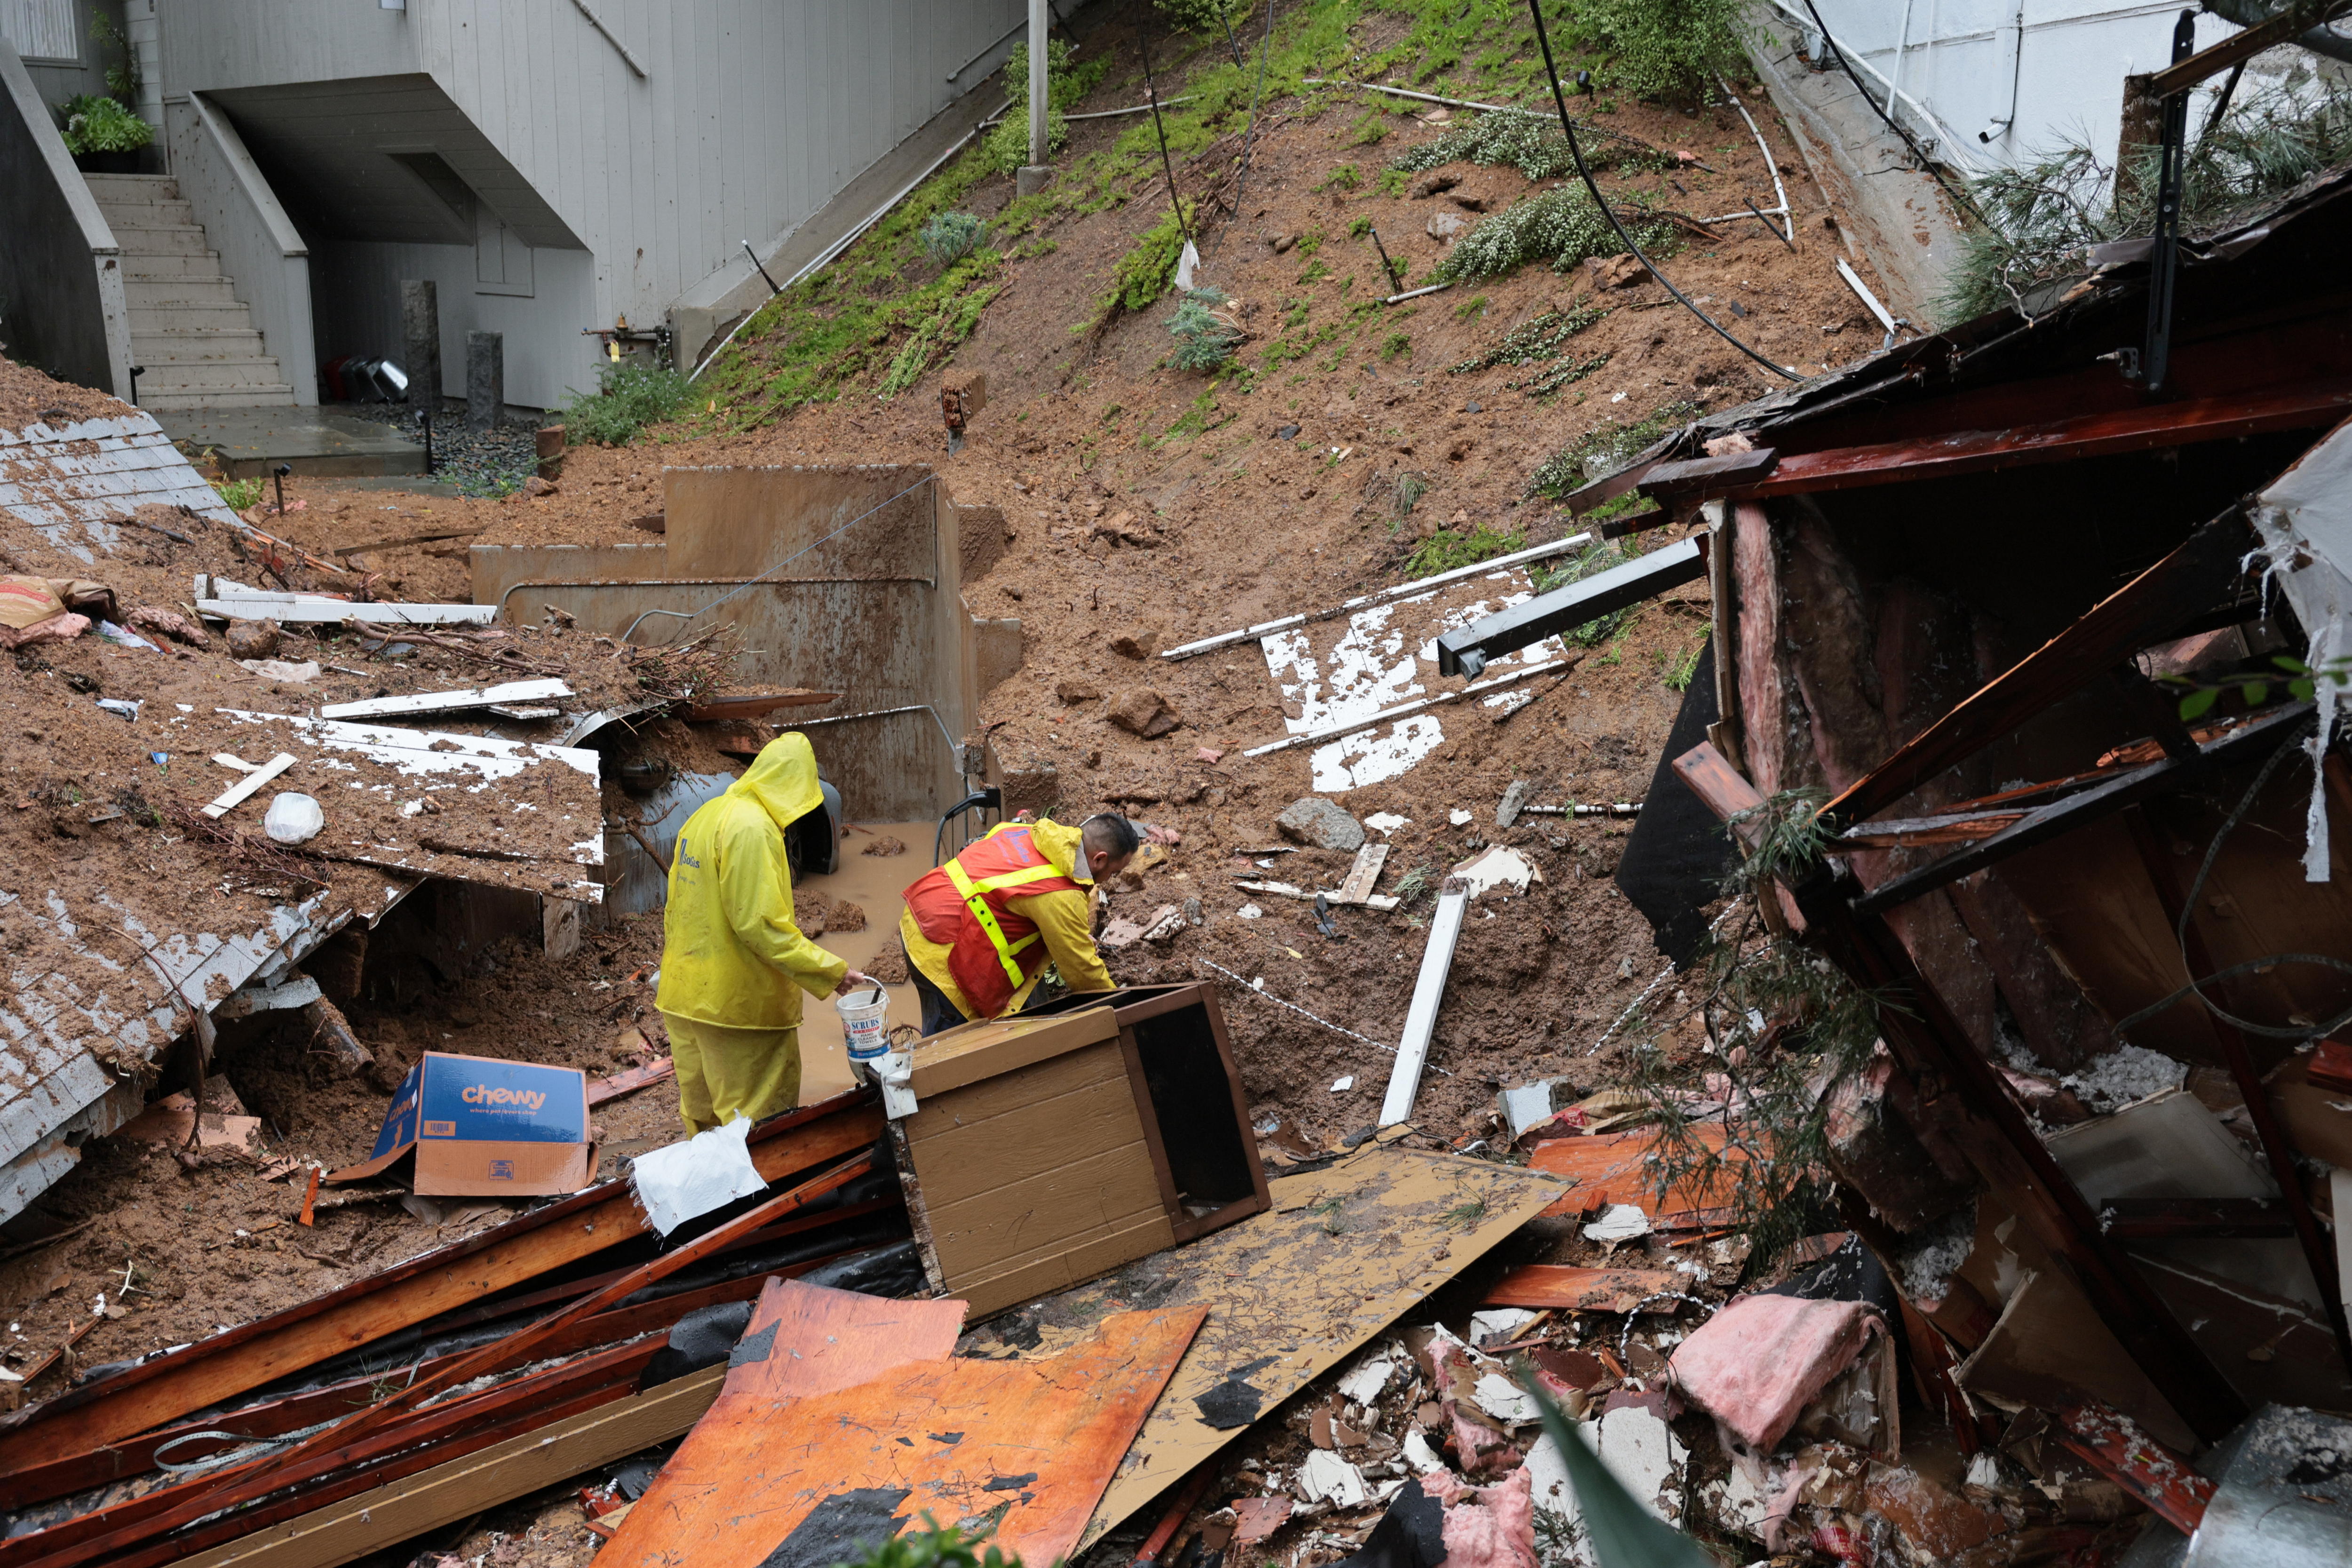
[1526,1122,1748,1218]
[1482,1266,1693,1313]
[604,1299,1203,1568]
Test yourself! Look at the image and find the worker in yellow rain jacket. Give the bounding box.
[656,733,873,1132]
[898,813,1142,1035]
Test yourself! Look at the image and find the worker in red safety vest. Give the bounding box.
[897,813,1144,1035]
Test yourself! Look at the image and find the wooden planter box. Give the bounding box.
[888,982,1268,1319]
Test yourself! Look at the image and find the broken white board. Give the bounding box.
[321,679,574,721]
[196,594,496,627]
[1521,1402,1685,1561]
[1261,565,1569,792]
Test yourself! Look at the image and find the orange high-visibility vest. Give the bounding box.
[903,824,1085,1018]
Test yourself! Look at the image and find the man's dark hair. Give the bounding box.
[1081,813,1142,860]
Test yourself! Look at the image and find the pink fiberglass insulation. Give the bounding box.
[1667,1293,1886,1451]
[1421,1463,1537,1568]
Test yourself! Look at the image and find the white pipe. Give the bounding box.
[1886,0,1918,118]
[1715,76,1793,233]
[1161,532,1593,661]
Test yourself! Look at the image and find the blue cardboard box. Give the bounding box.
[326,1051,595,1195]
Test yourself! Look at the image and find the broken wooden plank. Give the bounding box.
[679,691,842,721]
[318,679,573,721]
[1525,1123,1751,1219]
[1483,1265,1692,1313]
[1240,657,1574,756]
[609,1306,1201,1568]
[0,1096,883,1490]
[1332,844,1390,906]
[1714,382,2352,503]
[2099,1196,2295,1239]
[1380,879,1467,1128]
[327,527,483,557]
[2048,1401,2215,1536]
[169,1364,728,1568]
[587,1057,676,1107]
[1077,1144,1569,1546]
[196,596,498,627]
[1820,513,2252,829]
[199,753,294,819]
[2147,0,2352,98]
[1836,808,2027,847]
[1160,533,1594,661]
[1853,702,2312,915]
[1436,536,1707,678]
[1633,446,1778,501]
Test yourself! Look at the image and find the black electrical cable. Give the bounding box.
[1524,0,1798,381]
[1797,0,1992,231]
[1139,25,1193,244]
[1214,0,1244,66]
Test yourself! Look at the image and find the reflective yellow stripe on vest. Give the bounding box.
[944,857,1068,987]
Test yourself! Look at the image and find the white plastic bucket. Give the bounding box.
[836,986,890,1066]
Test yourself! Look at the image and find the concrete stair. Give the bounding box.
[86,174,295,411]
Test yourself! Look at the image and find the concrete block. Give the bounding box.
[402,279,439,412]
[466,329,503,430]
[1016,164,1055,198]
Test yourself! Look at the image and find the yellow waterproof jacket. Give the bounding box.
[897,816,1114,1021]
[655,733,847,1030]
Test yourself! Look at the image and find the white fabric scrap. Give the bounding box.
[629,1115,764,1235]
[2250,425,2352,881]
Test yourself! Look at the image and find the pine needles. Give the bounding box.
[1614,788,1892,1268]
[1940,74,2352,326]
[1451,305,1612,398]
[1387,109,1673,183]
[1434,187,1674,285]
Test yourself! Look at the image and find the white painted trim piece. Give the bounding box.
[217,711,603,780]
[320,679,573,720]
[1163,534,1592,661]
[1242,658,1571,757]
[196,597,497,626]
[1381,881,1468,1127]
[1232,877,1402,913]
[200,752,294,818]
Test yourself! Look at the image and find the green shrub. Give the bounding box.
[1532,540,1636,645]
[1321,162,1362,191]
[1168,287,1244,372]
[59,94,150,155]
[1435,187,1671,284]
[1094,200,1197,324]
[977,40,1107,176]
[213,477,263,511]
[848,1518,1019,1568]
[918,212,985,268]
[1526,399,1699,499]
[1406,523,1523,579]
[562,361,691,446]
[1153,0,1244,34]
[1452,304,1610,396]
[1584,0,1748,105]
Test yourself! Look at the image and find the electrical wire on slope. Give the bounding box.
[1138,25,1193,246]
[1796,0,1991,231]
[1523,0,1798,381]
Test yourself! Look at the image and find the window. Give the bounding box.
[1,0,80,64]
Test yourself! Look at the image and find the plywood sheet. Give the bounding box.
[907,1005,1120,1098]
[601,1299,1203,1568]
[1524,1123,1748,1219]
[987,1139,1569,1549]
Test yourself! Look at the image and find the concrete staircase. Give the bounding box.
[84,174,295,411]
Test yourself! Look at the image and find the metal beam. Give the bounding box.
[1435,536,1705,677]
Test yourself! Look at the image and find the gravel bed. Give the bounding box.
[336,399,541,499]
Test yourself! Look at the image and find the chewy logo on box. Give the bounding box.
[326,1051,594,1198]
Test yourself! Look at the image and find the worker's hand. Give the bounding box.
[832,971,880,998]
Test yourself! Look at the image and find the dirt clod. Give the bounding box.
[224,619,280,660]
[1109,689,1180,738]
[1275,797,1365,853]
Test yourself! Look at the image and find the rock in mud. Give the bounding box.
[225,618,280,660]
[1110,689,1182,739]
[1276,796,1366,852]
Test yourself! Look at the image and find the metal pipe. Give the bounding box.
[1885,0,1918,119]
[1028,0,1050,168]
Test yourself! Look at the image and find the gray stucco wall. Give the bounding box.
[0,38,130,399]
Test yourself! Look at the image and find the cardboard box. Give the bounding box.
[327,1051,595,1196]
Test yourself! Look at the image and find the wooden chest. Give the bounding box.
[888,983,1268,1319]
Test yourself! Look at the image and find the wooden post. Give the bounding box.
[2116,72,2160,208]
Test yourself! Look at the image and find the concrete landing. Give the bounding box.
[159,406,426,479]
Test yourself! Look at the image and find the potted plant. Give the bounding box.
[60,93,151,173]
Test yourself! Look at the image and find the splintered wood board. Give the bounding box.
[603,1280,967,1563]
[1482,1265,1692,1312]
[604,1297,1203,1568]
[1524,1122,1748,1219]
[1042,1141,1569,1548]
[174,1366,728,1568]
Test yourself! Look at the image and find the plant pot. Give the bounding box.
[73,151,140,174]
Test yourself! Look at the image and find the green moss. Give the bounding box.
[1405,524,1524,579]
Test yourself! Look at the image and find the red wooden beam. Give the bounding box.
[1713,382,2352,503]
[2050,1401,2214,1535]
